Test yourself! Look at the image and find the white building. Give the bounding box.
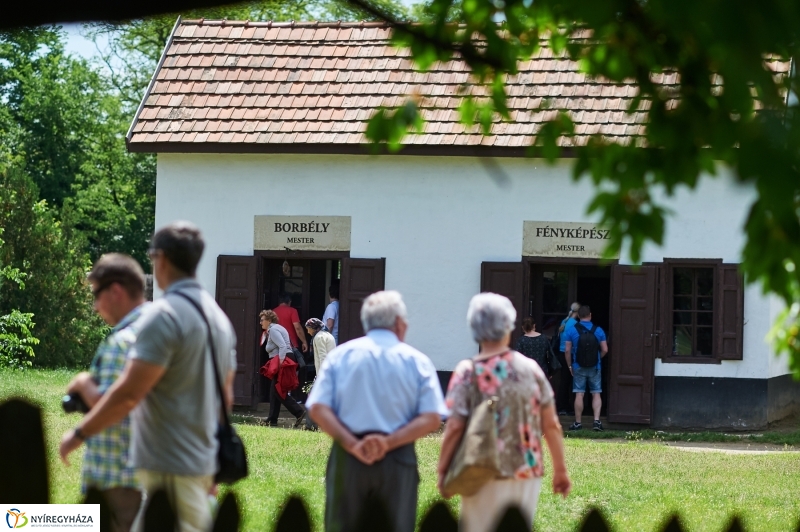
[128,19,800,429]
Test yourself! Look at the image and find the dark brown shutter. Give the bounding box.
[216,255,257,407]
[339,258,386,344]
[608,264,658,424]
[716,263,744,360]
[480,262,524,345]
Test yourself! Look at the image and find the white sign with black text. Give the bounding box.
[522,221,619,259]
[254,215,351,251]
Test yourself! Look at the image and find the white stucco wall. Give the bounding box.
[155,152,781,379]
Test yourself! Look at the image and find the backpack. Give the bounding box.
[574,323,600,368]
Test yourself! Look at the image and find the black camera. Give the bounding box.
[62,393,90,414]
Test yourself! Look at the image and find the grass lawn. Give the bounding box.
[2,368,800,532]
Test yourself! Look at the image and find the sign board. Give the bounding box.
[523,221,619,259]
[254,216,351,251]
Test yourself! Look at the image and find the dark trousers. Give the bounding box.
[267,378,305,425]
[325,442,419,532]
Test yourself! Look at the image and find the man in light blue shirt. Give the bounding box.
[322,284,340,344]
[307,290,447,532]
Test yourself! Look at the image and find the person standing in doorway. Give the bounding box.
[323,284,340,344]
[273,293,308,353]
[564,305,608,431]
[555,302,580,414]
[66,253,148,532]
[307,290,447,532]
[515,317,551,370]
[305,318,336,374]
[59,221,238,532]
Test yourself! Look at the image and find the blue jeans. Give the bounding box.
[572,366,602,393]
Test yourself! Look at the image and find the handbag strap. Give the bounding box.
[171,291,231,429]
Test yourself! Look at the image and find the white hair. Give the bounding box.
[360,290,408,332]
[467,293,517,342]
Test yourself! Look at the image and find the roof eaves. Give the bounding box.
[126,16,182,148]
[125,140,578,158]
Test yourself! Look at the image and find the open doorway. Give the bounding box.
[529,261,612,417]
[257,257,341,402]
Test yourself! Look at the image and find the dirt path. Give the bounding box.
[662,441,800,454]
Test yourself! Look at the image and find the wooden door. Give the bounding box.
[481,262,524,345]
[216,255,258,407]
[529,264,576,338]
[339,258,386,344]
[608,265,658,424]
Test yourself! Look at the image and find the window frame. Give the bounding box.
[661,258,724,365]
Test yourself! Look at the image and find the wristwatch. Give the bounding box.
[73,426,86,441]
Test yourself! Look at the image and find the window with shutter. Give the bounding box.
[661,259,744,363]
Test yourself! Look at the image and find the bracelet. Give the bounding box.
[73,427,86,441]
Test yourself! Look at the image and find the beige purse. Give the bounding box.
[442,359,502,497]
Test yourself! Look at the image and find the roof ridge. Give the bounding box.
[181,19,394,28]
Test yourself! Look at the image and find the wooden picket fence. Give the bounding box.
[0,398,776,532]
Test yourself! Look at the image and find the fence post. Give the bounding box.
[0,399,48,503]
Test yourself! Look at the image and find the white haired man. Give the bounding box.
[307,290,447,532]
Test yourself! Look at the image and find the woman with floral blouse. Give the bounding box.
[437,293,571,532]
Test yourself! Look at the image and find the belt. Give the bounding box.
[352,431,388,440]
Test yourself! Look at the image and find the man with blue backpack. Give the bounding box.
[564,305,609,431]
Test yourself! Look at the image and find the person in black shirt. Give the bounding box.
[515,317,551,371]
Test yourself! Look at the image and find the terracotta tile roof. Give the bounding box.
[127,19,792,155]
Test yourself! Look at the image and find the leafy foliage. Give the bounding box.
[0,26,155,266]
[362,0,800,373]
[0,164,105,368]
[0,310,39,370]
[84,0,410,113]
[0,230,39,370]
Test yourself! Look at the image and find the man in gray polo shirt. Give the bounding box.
[60,221,237,532]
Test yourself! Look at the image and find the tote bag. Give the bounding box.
[442,360,502,497]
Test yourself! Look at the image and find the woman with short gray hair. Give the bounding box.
[437,293,572,532]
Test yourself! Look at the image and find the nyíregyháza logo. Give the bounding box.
[6,509,28,529]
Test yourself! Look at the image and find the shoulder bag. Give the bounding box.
[173,292,248,484]
[442,359,502,497]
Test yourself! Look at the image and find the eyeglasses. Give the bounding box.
[147,249,162,262]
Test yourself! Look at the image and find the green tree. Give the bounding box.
[86,0,409,112]
[0,164,105,368]
[0,26,156,266]
[0,230,39,370]
[362,0,800,374]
